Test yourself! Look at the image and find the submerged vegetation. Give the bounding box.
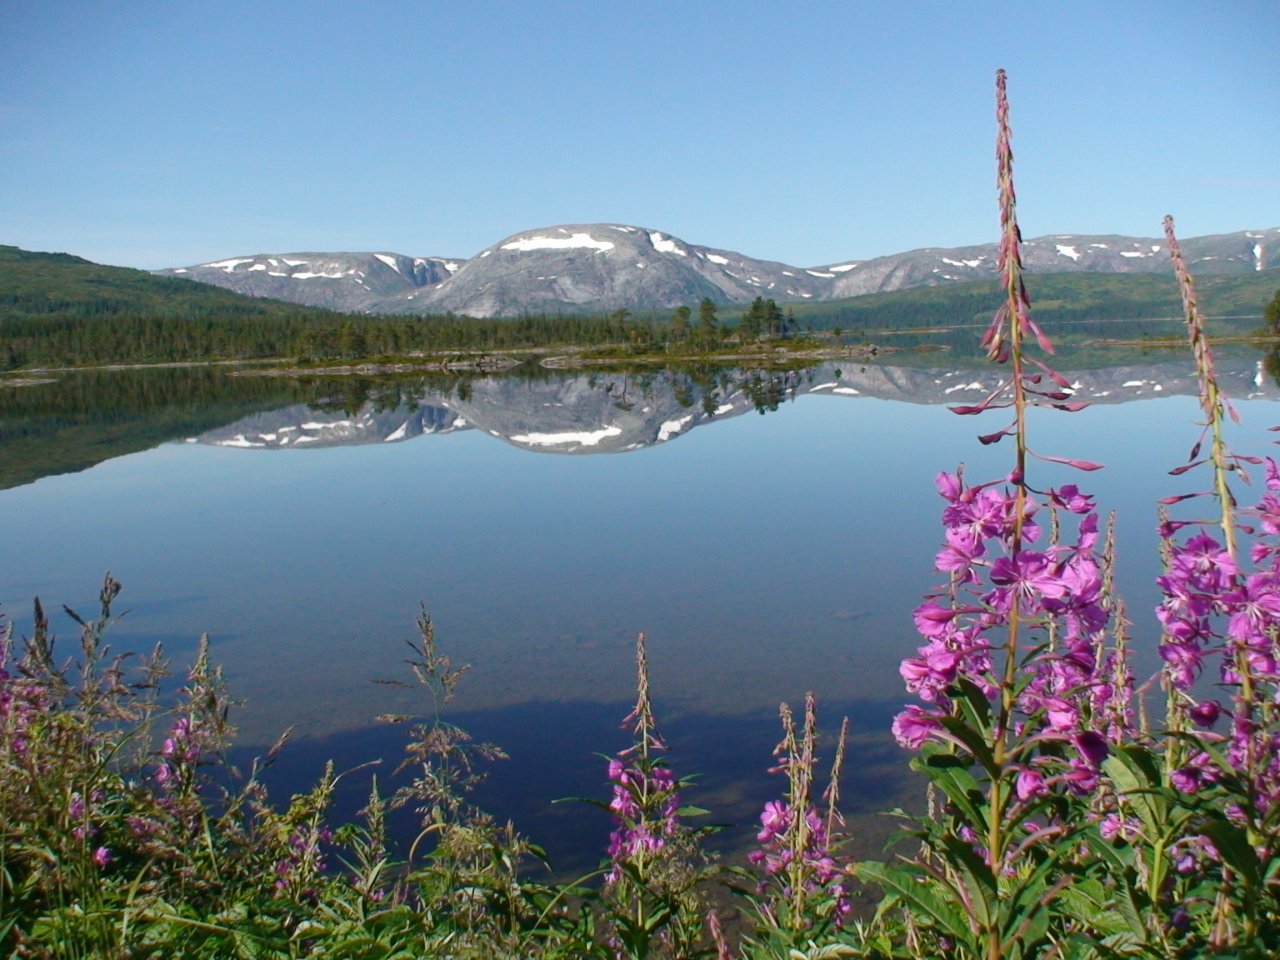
[8,72,1280,958]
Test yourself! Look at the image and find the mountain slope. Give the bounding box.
[376,224,833,317]
[821,229,1278,298]
[155,251,461,312]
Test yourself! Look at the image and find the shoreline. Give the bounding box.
[1,341,899,385]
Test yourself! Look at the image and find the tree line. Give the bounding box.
[1,293,808,370]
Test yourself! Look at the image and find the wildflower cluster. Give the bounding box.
[606,754,681,886]
[1112,218,1280,952]
[856,69,1147,960]
[746,694,850,939]
[896,468,1131,789]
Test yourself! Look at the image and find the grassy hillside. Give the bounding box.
[0,245,371,367]
[0,245,350,320]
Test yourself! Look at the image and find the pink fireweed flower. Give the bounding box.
[750,800,849,918]
[892,704,944,749]
[1061,759,1100,796]
[1049,484,1094,515]
[913,600,957,637]
[1188,700,1222,728]
[1099,813,1141,843]
[1157,640,1207,691]
[756,799,790,843]
[1073,731,1110,767]
[1015,767,1047,801]
[988,550,1070,613]
[1172,533,1237,595]
[1172,766,1204,794]
[1225,572,1280,645]
[1042,697,1078,734]
[603,749,684,887]
[936,528,986,581]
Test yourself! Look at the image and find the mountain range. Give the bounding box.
[157,224,1280,318]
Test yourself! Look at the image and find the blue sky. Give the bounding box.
[1,1,1276,270]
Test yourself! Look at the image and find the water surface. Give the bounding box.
[4,352,1278,870]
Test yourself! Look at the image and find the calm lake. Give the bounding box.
[4,348,1279,873]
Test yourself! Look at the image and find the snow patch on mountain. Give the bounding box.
[208,258,253,272]
[649,232,686,256]
[502,233,615,253]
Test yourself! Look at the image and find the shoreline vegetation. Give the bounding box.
[7,326,1280,388]
[7,73,1280,959]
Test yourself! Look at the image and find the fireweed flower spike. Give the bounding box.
[1130,219,1280,951]
[867,71,1124,960]
[749,695,851,934]
[600,634,707,960]
[1159,221,1280,816]
[605,634,679,888]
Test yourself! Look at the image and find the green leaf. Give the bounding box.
[1103,746,1166,839]
[1056,877,1130,938]
[919,749,987,826]
[855,860,974,945]
[1200,819,1261,886]
[937,834,997,929]
[1113,877,1151,943]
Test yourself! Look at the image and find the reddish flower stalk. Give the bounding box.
[986,70,1053,366]
[601,633,707,960]
[1164,214,1240,563]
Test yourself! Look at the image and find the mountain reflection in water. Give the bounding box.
[192,353,1275,457]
